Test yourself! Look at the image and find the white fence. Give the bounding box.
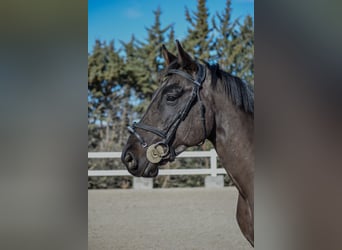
[88,149,227,177]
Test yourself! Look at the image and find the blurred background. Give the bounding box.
[88,0,254,189]
[2,0,341,248]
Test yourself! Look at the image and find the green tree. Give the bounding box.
[235,15,254,84]
[212,0,254,85]
[212,0,238,70]
[88,40,134,189]
[126,7,172,113]
[183,0,213,61]
[165,25,176,55]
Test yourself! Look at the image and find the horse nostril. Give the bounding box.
[125,153,133,163]
[123,152,138,171]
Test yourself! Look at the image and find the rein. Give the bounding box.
[127,63,207,164]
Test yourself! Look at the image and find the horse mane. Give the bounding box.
[207,63,254,116]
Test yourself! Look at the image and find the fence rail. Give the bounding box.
[88,149,226,177]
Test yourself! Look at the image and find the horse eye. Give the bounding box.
[166,95,177,103]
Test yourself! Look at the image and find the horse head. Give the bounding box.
[121,41,215,177]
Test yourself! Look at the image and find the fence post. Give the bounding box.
[210,149,217,177]
[205,149,224,188]
[133,177,153,189]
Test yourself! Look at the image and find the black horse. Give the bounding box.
[122,41,254,246]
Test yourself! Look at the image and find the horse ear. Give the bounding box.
[161,44,177,66]
[175,40,196,69]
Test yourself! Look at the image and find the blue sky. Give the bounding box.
[88,0,254,53]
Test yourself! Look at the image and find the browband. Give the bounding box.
[167,63,206,87]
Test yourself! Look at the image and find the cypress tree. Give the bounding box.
[140,7,172,97]
[212,0,239,71]
[235,15,254,85]
[212,0,254,84]
[183,0,213,60]
[165,25,176,60]
[120,7,173,114]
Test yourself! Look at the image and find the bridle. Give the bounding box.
[127,63,207,164]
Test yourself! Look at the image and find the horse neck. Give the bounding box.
[208,88,254,195]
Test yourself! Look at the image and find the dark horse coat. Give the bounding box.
[122,41,254,246]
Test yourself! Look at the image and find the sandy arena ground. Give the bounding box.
[88,187,253,250]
